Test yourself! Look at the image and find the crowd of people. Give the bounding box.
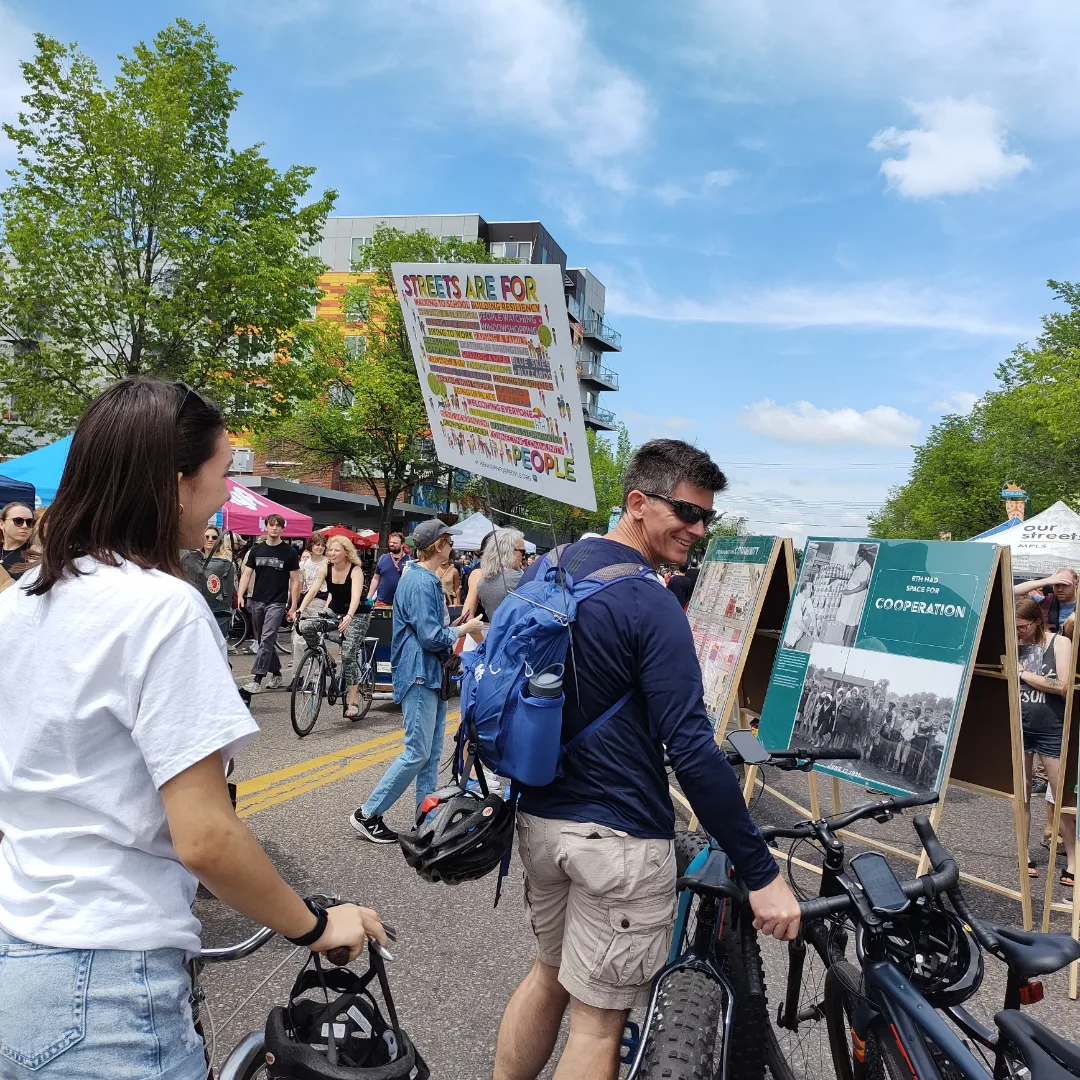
[3,373,1080,1079]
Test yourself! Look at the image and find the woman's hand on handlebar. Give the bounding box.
[310,903,388,964]
[749,874,801,941]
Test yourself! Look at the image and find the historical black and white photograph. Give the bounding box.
[790,642,964,793]
[782,541,879,652]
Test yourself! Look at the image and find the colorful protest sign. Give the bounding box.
[758,538,998,795]
[687,536,776,730]
[392,263,596,511]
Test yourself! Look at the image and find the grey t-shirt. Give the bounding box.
[476,568,522,620]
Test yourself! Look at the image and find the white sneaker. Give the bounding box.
[240,680,263,693]
[265,674,283,690]
[249,642,259,654]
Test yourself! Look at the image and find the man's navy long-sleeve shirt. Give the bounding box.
[517,538,777,891]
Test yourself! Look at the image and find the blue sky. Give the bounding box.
[3,1,1077,539]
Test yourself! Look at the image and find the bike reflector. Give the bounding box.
[1019,980,1044,1005]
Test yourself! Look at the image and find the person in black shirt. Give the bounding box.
[237,515,300,693]
[0,502,34,581]
[666,564,698,609]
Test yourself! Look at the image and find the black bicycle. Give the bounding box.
[626,731,863,1080]
[290,610,377,736]
[776,816,1080,1080]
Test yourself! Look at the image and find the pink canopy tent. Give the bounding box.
[220,478,313,538]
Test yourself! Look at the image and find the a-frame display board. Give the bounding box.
[754,539,1033,928]
[672,535,796,824]
[1040,629,1080,995]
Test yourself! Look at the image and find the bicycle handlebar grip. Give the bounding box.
[912,815,949,869]
[799,893,852,921]
[807,746,861,760]
[888,792,939,812]
[326,946,352,966]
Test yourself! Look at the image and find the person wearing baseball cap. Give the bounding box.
[350,518,484,843]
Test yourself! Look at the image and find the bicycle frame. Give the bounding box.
[625,843,738,1078]
[852,960,990,1080]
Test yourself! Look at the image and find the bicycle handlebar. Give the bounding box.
[798,815,959,923]
[760,790,937,843]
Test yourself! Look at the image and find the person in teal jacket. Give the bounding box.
[350,519,483,844]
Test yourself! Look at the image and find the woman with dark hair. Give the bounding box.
[1016,595,1076,885]
[0,501,34,580]
[0,378,384,1076]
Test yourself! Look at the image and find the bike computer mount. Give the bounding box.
[850,852,910,915]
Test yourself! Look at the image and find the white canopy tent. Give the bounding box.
[968,500,1080,579]
[453,511,536,554]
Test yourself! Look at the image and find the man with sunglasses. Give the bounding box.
[494,439,799,1080]
[0,503,34,581]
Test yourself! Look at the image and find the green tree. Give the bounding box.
[0,20,334,453]
[870,280,1080,539]
[274,225,499,545]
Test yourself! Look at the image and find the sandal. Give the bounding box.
[344,704,360,719]
[1062,870,1075,888]
[1028,858,1039,879]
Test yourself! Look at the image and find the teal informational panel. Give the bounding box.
[758,538,998,795]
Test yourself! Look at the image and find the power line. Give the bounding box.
[721,461,912,471]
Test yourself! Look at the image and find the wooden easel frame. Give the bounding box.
[673,537,796,824]
[748,545,1035,929]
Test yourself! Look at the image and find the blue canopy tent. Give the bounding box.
[0,435,72,506]
[968,517,1022,541]
[0,474,35,508]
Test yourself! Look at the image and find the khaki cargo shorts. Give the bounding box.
[517,812,677,1011]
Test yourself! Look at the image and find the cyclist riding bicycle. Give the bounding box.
[492,439,799,1080]
[0,380,385,1078]
[298,534,371,720]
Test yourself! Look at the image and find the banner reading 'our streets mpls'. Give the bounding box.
[757,538,997,796]
[392,263,596,512]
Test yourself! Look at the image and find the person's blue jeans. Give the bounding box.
[363,682,447,819]
[0,929,206,1078]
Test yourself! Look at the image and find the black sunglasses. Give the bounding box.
[6,516,33,528]
[640,491,717,528]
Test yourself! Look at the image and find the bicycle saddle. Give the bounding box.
[984,924,1080,979]
[996,1009,1080,1080]
[676,849,744,902]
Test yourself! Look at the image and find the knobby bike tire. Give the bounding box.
[865,1019,913,1080]
[673,830,769,1080]
[637,968,725,1080]
[290,651,325,737]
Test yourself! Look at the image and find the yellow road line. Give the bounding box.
[235,709,460,818]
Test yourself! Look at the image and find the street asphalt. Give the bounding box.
[196,646,1080,1078]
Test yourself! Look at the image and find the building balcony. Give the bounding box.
[582,316,622,351]
[583,402,617,430]
[577,359,619,391]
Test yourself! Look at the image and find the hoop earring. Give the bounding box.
[179,503,185,515]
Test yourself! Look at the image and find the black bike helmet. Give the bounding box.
[398,784,514,884]
[856,902,983,1008]
[263,953,428,1079]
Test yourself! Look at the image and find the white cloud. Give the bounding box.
[870,98,1031,198]
[740,400,920,447]
[620,408,696,435]
[605,278,1029,336]
[704,169,739,189]
[0,5,33,162]
[651,169,740,204]
[688,1,1080,139]
[234,0,648,169]
[929,390,979,414]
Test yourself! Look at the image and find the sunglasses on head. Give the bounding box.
[640,491,717,528]
[6,516,32,528]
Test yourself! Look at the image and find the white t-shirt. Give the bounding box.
[0,558,259,954]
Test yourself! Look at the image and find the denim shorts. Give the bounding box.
[1023,729,1064,757]
[0,929,206,1079]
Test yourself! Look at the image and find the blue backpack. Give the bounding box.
[457,544,658,789]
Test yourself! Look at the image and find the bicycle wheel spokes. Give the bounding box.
[760,933,838,1080]
[290,652,325,737]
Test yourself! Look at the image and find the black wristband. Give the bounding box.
[285,897,328,947]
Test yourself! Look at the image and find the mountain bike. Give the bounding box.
[193,898,398,1079]
[290,610,377,737]
[625,731,863,1080]
[780,816,1080,1080]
